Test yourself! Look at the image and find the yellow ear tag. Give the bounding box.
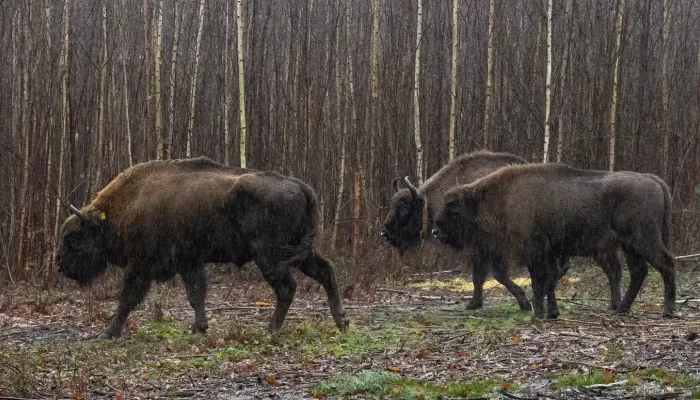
[100,212,106,220]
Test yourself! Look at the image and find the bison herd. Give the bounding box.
[55,151,677,339]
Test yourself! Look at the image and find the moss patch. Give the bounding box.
[310,369,499,399]
[550,370,608,389]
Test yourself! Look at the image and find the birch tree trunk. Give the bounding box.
[142,0,151,161]
[609,0,624,171]
[556,0,573,163]
[332,7,346,251]
[154,0,164,159]
[449,0,459,161]
[413,0,424,184]
[17,4,32,271]
[542,0,553,163]
[187,0,206,158]
[54,0,71,242]
[236,0,248,168]
[166,1,182,160]
[483,0,495,149]
[43,1,55,275]
[224,0,232,165]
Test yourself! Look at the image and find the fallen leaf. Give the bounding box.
[417,319,427,326]
[389,366,399,372]
[511,337,520,344]
[439,386,448,393]
[501,381,511,389]
[313,393,326,399]
[418,395,425,400]
[255,301,273,307]
[319,295,326,301]
[267,375,276,385]
[530,364,537,369]
[664,381,673,386]
[457,351,468,358]
[604,369,617,383]
[74,393,85,399]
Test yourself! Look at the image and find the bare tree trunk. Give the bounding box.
[332,22,346,251]
[224,0,232,165]
[142,0,151,161]
[94,0,107,192]
[187,0,206,158]
[54,0,71,242]
[483,0,495,149]
[352,173,360,267]
[10,10,19,232]
[662,0,671,176]
[556,0,573,163]
[448,0,459,161]
[17,4,32,271]
[609,0,624,171]
[370,0,380,193]
[542,0,553,163]
[413,0,424,184]
[119,0,133,167]
[166,0,182,160]
[154,0,164,159]
[43,0,55,276]
[236,0,248,168]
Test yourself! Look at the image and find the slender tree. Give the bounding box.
[609,0,624,171]
[413,0,424,184]
[483,0,495,149]
[448,0,459,161]
[542,0,553,163]
[166,0,182,160]
[187,0,206,158]
[236,0,248,167]
[154,0,164,159]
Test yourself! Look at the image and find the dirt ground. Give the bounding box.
[1,260,700,400]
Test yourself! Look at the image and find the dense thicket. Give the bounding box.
[1,0,699,281]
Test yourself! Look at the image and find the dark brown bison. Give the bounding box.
[380,151,535,311]
[56,157,349,339]
[432,163,676,319]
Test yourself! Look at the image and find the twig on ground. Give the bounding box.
[499,390,538,400]
[410,269,459,276]
[583,379,628,389]
[376,287,411,295]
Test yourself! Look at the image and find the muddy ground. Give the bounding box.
[1,260,700,399]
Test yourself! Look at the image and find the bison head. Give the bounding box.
[381,176,425,254]
[56,205,110,286]
[432,187,480,250]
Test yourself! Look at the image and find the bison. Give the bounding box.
[432,163,676,319]
[380,151,535,311]
[56,157,349,339]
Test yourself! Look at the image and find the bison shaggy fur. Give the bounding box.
[56,157,349,339]
[432,163,676,319]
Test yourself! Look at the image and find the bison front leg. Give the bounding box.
[490,257,531,312]
[98,268,152,340]
[465,251,487,310]
[298,253,349,332]
[181,268,208,334]
[259,265,297,332]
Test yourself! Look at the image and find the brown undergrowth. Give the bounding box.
[1,258,699,399]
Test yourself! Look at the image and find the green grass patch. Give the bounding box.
[550,370,608,389]
[629,367,699,388]
[310,369,499,400]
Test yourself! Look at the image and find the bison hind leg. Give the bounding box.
[258,263,297,333]
[181,268,209,334]
[297,252,349,332]
[615,251,648,316]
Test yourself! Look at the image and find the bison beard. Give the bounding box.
[432,163,677,319]
[56,157,349,339]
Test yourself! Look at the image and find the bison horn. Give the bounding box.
[69,204,87,221]
[392,177,403,192]
[403,176,418,198]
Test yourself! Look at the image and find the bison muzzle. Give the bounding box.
[56,157,349,339]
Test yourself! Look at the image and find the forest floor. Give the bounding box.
[2,259,700,400]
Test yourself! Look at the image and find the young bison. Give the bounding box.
[432,163,676,319]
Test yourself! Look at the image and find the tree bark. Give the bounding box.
[236,0,248,168]
[449,0,459,161]
[543,0,553,163]
[609,0,624,171]
[166,0,182,160]
[413,0,424,184]
[154,0,164,159]
[187,0,206,158]
[224,0,232,165]
[556,0,573,163]
[54,0,71,243]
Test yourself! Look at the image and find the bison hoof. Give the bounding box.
[546,310,560,320]
[191,321,208,334]
[662,311,679,319]
[613,306,630,315]
[334,315,350,332]
[96,328,122,340]
[608,303,620,311]
[465,300,483,310]
[518,301,532,312]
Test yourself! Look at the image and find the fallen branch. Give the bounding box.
[583,379,628,389]
[675,252,700,261]
[410,269,459,276]
[499,390,538,400]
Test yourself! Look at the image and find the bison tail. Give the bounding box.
[277,181,320,266]
[649,174,672,249]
